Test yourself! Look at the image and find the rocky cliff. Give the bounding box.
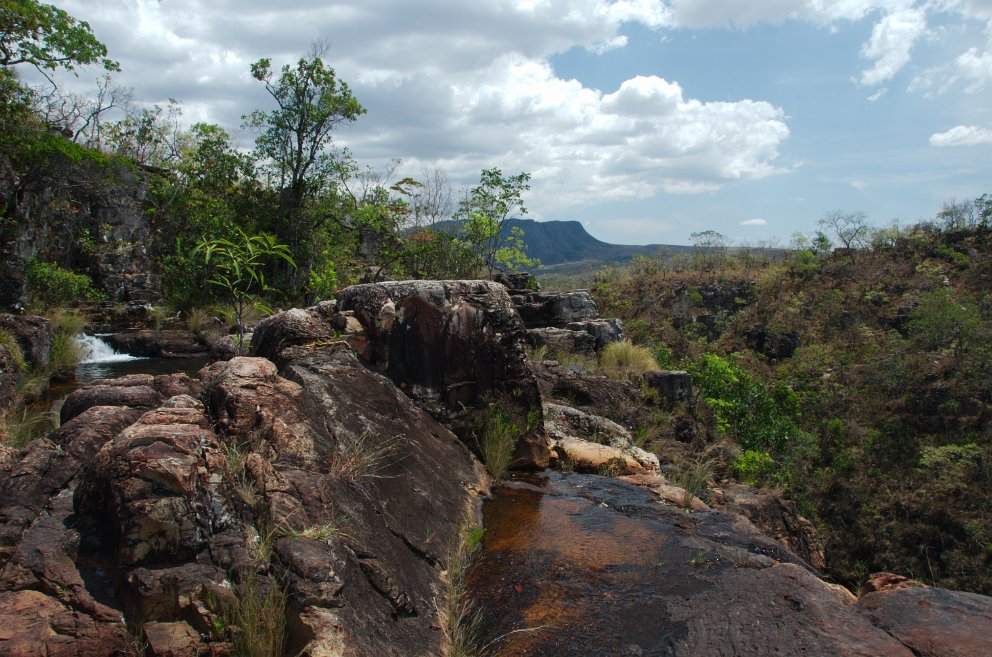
[0,280,990,656]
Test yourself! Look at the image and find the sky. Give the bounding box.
[43,0,992,246]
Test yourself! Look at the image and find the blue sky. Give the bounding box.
[44,1,992,246]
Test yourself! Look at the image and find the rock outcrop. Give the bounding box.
[0,313,52,370]
[105,329,209,358]
[281,280,552,469]
[509,288,625,355]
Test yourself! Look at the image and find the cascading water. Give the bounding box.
[76,334,142,364]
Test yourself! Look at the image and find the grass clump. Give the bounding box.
[226,571,287,657]
[667,452,718,509]
[1,404,53,450]
[599,339,659,381]
[0,330,27,372]
[327,430,404,481]
[441,519,486,657]
[48,310,87,376]
[473,407,524,482]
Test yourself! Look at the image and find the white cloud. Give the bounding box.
[741,218,769,225]
[867,87,889,101]
[858,8,928,86]
[49,0,792,216]
[929,124,992,146]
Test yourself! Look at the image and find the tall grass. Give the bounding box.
[0,330,26,372]
[48,310,87,376]
[327,430,404,481]
[441,519,486,657]
[599,339,659,381]
[473,409,522,482]
[226,571,287,657]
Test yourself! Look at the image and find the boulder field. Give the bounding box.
[0,280,990,656]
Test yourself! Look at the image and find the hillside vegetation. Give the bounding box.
[587,203,992,594]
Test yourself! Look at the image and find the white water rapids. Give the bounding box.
[76,334,142,364]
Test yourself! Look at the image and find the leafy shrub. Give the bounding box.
[734,450,779,487]
[26,259,103,308]
[600,339,659,380]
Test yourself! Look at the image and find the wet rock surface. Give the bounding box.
[106,329,208,358]
[469,472,990,657]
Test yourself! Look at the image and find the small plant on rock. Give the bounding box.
[473,407,524,482]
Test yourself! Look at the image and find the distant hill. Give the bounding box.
[436,218,690,274]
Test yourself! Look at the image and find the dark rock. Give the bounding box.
[525,326,597,355]
[718,483,826,571]
[511,289,599,328]
[492,271,538,291]
[564,318,624,350]
[859,586,992,657]
[251,308,334,367]
[744,324,801,360]
[0,313,52,369]
[0,589,130,656]
[336,280,549,469]
[644,369,694,406]
[123,564,230,630]
[106,330,207,358]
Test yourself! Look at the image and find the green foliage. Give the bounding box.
[47,309,85,376]
[907,288,989,367]
[443,517,486,657]
[243,45,365,287]
[25,258,102,308]
[917,443,983,495]
[194,228,295,352]
[0,0,119,73]
[690,353,813,458]
[458,168,533,278]
[734,449,780,488]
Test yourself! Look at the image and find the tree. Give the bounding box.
[0,0,119,76]
[194,229,295,353]
[819,210,872,251]
[243,43,365,287]
[689,229,728,272]
[458,168,534,278]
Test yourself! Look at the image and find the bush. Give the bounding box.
[26,259,103,308]
[734,450,779,487]
[0,330,26,372]
[600,339,659,380]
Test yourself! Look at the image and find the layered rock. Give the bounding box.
[105,329,209,358]
[509,288,625,355]
[543,402,658,475]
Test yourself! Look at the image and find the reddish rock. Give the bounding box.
[74,397,235,566]
[143,620,213,657]
[861,571,923,595]
[858,586,992,657]
[0,589,130,656]
[60,382,161,423]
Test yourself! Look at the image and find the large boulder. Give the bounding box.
[333,281,549,469]
[206,348,490,656]
[543,402,658,474]
[511,290,600,328]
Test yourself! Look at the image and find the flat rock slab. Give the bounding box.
[468,472,987,657]
[858,586,992,657]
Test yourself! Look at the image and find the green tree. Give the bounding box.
[243,44,365,287]
[0,0,119,75]
[459,167,534,278]
[194,229,295,353]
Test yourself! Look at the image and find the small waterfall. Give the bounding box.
[76,334,142,364]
